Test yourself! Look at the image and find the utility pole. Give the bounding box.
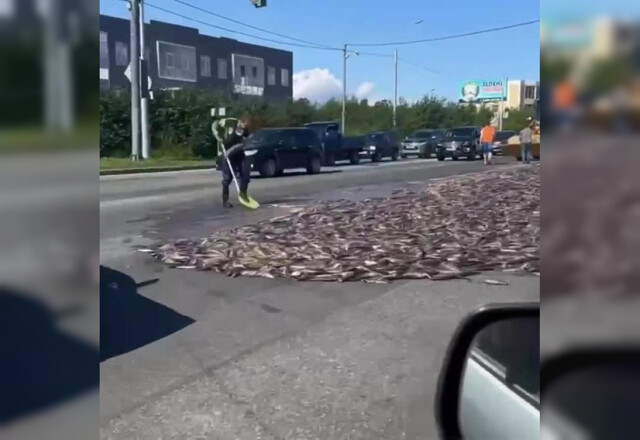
[129,0,141,161]
[139,0,150,159]
[342,44,347,135]
[499,76,507,131]
[44,0,73,133]
[393,49,398,129]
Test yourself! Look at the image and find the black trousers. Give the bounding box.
[221,157,250,196]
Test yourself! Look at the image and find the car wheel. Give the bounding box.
[424,150,432,159]
[452,156,459,161]
[372,153,381,162]
[402,154,408,159]
[349,151,360,165]
[260,158,276,177]
[437,156,445,161]
[391,149,399,161]
[307,155,322,174]
[516,156,522,161]
[274,166,284,177]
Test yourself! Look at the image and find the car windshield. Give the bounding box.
[248,130,282,145]
[408,130,432,139]
[446,128,475,138]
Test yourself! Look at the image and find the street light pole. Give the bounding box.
[342,44,347,135]
[393,49,398,129]
[139,0,150,159]
[129,0,141,161]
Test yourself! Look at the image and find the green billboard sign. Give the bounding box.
[459,79,506,103]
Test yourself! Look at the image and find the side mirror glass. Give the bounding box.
[436,303,540,440]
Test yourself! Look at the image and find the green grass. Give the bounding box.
[100,157,217,171]
[0,123,98,153]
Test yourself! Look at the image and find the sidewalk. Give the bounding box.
[100,158,217,176]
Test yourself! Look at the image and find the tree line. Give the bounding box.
[100,89,535,158]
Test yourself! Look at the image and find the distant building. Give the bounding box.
[506,80,540,111]
[467,80,539,113]
[100,15,293,102]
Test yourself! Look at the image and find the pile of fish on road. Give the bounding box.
[152,165,540,283]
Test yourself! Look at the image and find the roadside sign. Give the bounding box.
[124,62,152,90]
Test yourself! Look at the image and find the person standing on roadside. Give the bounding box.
[519,122,533,164]
[479,121,496,165]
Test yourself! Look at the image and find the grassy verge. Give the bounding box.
[100,157,217,173]
[0,125,98,153]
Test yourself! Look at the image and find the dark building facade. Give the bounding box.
[100,15,293,102]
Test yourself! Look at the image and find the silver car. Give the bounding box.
[401,129,445,159]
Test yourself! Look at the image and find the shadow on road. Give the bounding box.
[100,266,195,362]
[0,287,98,424]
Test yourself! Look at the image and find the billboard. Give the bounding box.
[459,79,505,103]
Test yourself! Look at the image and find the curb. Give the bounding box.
[100,164,217,176]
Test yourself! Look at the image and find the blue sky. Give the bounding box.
[100,0,540,103]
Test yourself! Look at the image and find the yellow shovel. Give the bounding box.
[220,144,260,210]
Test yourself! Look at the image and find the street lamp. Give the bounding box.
[342,45,359,134]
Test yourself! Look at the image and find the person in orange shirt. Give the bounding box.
[553,80,577,132]
[479,122,496,165]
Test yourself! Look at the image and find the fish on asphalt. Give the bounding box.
[154,165,540,284]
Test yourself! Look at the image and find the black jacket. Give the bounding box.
[224,128,250,166]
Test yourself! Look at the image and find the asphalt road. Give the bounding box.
[99,156,539,440]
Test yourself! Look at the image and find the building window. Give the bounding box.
[115,41,128,66]
[525,86,535,99]
[217,58,228,79]
[281,68,289,86]
[200,55,211,77]
[100,32,109,70]
[232,54,265,96]
[267,66,276,86]
[156,40,197,82]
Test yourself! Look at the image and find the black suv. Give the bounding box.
[401,129,446,159]
[362,130,400,162]
[436,126,481,161]
[244,128,323,177]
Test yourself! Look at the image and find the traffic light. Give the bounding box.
[251,0,266,7]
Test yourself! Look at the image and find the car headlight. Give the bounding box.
[244,149,258,157]
[369,145,376,151]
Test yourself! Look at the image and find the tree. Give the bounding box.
[502,108,536,131]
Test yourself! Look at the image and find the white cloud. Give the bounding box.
[293,68,377,104]
[293,68,342,103]
[355,81,375,100]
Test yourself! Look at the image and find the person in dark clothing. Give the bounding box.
[220,120,251,208]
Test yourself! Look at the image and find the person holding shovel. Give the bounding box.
[213,116,252,208]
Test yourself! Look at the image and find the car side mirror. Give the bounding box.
[436,303,540,440]
[542,348,640,440]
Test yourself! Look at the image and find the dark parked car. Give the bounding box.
[493,130,517,155]
[401,129,445,159]
[436,126,482,161]
[304,121,363,165]
[362,130,400,162]
[244,128,323,177]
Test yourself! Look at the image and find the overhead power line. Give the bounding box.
[357,51,442,75]
[348,19,540,47]
[171,0,338,50]
[118,0,341,51]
